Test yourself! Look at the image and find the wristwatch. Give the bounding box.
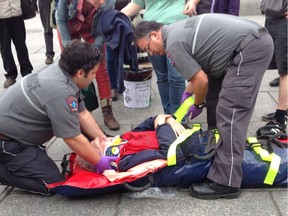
[194,102,205,109]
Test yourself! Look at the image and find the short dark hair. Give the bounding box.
[134,21,163,42]
[58,39,102,77]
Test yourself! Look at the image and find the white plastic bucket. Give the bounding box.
[123,67,152,108]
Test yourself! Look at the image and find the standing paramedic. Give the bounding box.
[134,14,274,199]
[0,40,117,195]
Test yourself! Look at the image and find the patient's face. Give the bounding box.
[92,136,116,155]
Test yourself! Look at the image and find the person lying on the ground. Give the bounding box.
[75,114,192,172]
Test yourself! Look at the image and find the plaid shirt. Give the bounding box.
[68,0,99,44]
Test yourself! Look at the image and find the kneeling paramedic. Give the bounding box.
[0,40,117,195]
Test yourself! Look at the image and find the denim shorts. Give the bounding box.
[265,17,287,75]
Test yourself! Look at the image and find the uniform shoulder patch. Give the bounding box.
[166,52,175,66]
[66,96,78,113]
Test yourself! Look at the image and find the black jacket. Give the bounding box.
[97,10,139,93]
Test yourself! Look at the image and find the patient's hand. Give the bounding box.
[154,114,186,137]
[166,116,186,137]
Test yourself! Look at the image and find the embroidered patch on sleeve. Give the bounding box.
[166,52,175,66]
[66,96,78,113]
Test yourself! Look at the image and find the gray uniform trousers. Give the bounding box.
[38,0,55,58]
[207,31,274,188]
[0,139,63,195]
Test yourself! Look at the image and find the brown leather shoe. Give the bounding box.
[4,78,16,88]
[101,99,120,130]
[45,57,53,65]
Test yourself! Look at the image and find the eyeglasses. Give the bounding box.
[144,34,151,53]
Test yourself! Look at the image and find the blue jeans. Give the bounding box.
[149,54,186,114]
[106,46,117,89]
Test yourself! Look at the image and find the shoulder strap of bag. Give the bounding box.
[167,124,202,166]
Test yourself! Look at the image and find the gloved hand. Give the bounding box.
[187,104,203,120]
[180,92,193,104]
[94,156,118,174]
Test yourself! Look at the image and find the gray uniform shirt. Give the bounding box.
[162,14,262,80]
[0,64,85,146]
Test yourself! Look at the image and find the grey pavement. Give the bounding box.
[0,9,287,216]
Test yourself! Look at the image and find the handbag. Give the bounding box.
[260,0,287,17]
[21,0,36,20]
[81,83,99,112]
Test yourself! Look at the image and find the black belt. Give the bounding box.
[235,27,268,54]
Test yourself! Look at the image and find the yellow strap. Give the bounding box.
[246,137,281,185]
[264,153,281,185]
[167,124,201,166]
[212,129,220,143]
[173,97,194,123]
[247,137,271,161]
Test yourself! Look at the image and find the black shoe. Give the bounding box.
[262,112,276,122]
[262,110,288,122]
[189,179,240,199]
[269,77,280,87]
[256,120,286,139]
[111,89,118,101]
[4,78,16,88]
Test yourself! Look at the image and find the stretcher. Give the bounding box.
[47,129,287,197]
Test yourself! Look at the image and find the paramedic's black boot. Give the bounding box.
[189,179,240,199]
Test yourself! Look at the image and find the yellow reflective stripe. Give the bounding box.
[253,146,271,161]
[246,137,281,185]
[167,124,201,166]
[212,129,220,143]
[173,97,195,123]
[247,137,258,144]
[264,153,281,185]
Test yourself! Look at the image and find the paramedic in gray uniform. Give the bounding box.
[0,39,117,195]
[134,14,274,199]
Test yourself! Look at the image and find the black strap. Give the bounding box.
[61,153,75,179]
[122,174,154,192]
[269,133,288,149]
